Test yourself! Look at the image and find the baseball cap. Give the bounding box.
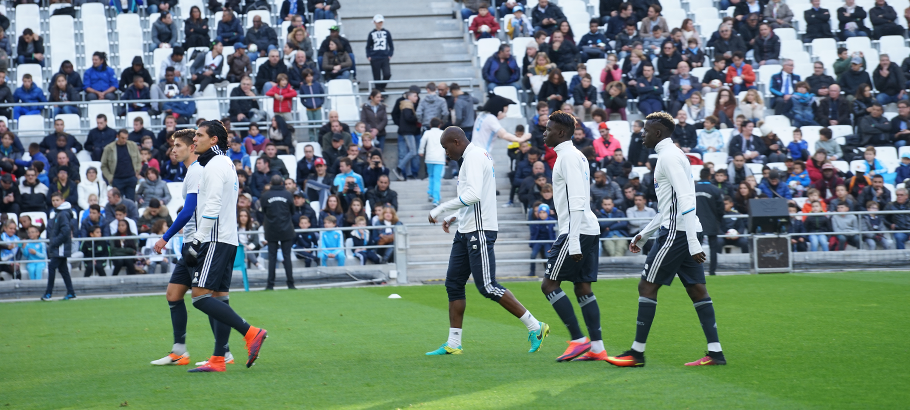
[901,152,910,159]
[241,192,252,200]
[822,163,835,170]
[598,122,608,130]
[314,158,326,165]
[629,171,640,179]
[851,56,863,65]
[768,169,780,180]
[332,133,344,141]
[537,204,550,213]
[329,25,340,31]
[513,5,524,12]
[231,137,242,144]
[852,162,866,173]
[293,189,305,197]
[234,42,246,49]
[373,14,384,23]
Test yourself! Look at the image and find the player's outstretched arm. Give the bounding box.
[154,193,197,253]
[496,128,530,143]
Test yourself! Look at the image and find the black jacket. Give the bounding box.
[16,36,44,59]
[727,134,768,158]
[672,123,698,150]
[0,183,20,213]
[753,34,780,63]
[837,6,871,33]
[397,105,420,136]
[656,52,682,82]
[806,73,835,94]
[228,86,261,118]
[696,181,724,236]
[40,132,83,154]
[531,3,566,30]
[814,96,852,126]
[365,187,398,210]
[119,67,153,92]
[873,64,906,97]
[254,60,288,93]
[85,127,118,161]
[47,203,73,258]
[538,80,569,104]
[804,7,834,39]
[260,184,296,241]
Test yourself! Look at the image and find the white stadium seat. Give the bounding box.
[774,28,797,41]
[55,114,82,134]
[17,115,45,139]
[179,0,205,20]
[126,112,152,130]
[831,160,849,173]
[16,4,41,35]
[49,15,77,70]
[153,48,174,78]
[279,155,297,180]
[86,103,116,125]
[312,20,337,56]
[116,14,144,72]
[327,79,358,123]
[82,3,111,70]
[476,38,502,66]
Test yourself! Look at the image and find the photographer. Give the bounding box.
[338,175,364,212]
[362,152,389,190]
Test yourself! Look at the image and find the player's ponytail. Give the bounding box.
[199,120,229,152]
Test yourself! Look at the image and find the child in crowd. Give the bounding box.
[318,215,345,266]
[788,202,807,252]
[787,160,810,197]
[243,122,269,154]
[815,128,841,160]
[0,220,20,280]
[861,201,894,250]
[791,82,818,127]
[265,73,297,122]
[896,152,910,185]
[293,216,319,267]
[643,26,667,56]
[801,188,827,216]
[81,225,109,277]
[804,201,831,252]
[418,118,446,206]
[351,121,366,146]
[528,203,555,276]
[861,146,888,178]
[145,220,170,274]
[374,206,399,263]
[787,129,809,161]
[830,203,860,250]
[23,225,46,280]
[695,115,724,153]
[351,216,381,265]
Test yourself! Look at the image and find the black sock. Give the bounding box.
[577,293,601,341]
[192,295,251,336]
[212,296,232,357]
[694,297,721,351]
[168,299,187,345]
[546,289,584,340]
[634,297,658,352]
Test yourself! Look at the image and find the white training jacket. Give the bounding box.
[633,138,704,255]
[194,153,239,245]
[429,143,499,233]
[551,140,600,254]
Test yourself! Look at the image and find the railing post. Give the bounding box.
[394,224,409,284]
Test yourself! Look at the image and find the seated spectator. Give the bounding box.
[873,54,907,105]
[49,151,78,182]
[593,125,621,162]
[77,167,107,210]
[701,58,728,96]
[696,116,724,153]
[158,47,187,86]
[803,0,835,43]
[149,11,178,52]
[256,49,288,94]
[858,104,892,146]
[813,162,844,199]
[267,115,295,155]
[713,25,747,65]
[807,61,835,96]
[85,114,117,161]
[870,0,905,39]
[590,170,623,205]
[830,202,860,250]
[84,52,118,101]
[17,28,44,66]
[861,201,893,249]
[615,23,641,60]
[859,146,888,178]
[136,168,171,206]
[839,55,872,96]
[682,37,705,68]
[223,44,252,83]
[249,156,276,199]
[642,26,667,57]
[127,118,154,146]
[482,44,521,94]
[56,60,83,92]
[815,84,851,127]
[757,169,792,199]
[791,81,819,127]
[0,173,20,214]
[80,203,108,238]
[318,194,344,228]
[505,5,533,39]
[719,195,750,253]
[639,4,669,37]
[364,174,398,210]
[228,76,264,124]
[626,193,657,252]
[635,64,663,116]
[857,173,889,210]
[259,143,289,178]
[883,188,910,248]
[787,160,811,194]
[594,197,627,257]
[0,72,12,119]
[655,41,682,82]
[531,0,565,34]
[814,129,842,162]
[286,25,313,60]
[726,52,756,95]
[571,74,597,121]
[47,168,77,209]
[601,81,627,121]
[770,59,800,116]
[150,67,180,115]
[122,75,151,113]
[548,31,579,72]
[787,129,810,161]
[738,89,764,123]
[578,18,609,61]
[180,5,210,48]
[892,101,910,147]
[162,83,197,124]
[137,198,172,234]
[668,61,698,114]
[215,8,244,45]
[0,30,10,73]
[468,3,499,39]
[110,218,139,276]
[288,50,319,88]
[12,74,45,120]
[837,0,870,38]
[19,168,48,213]
[190,41,224,93]
[322,38,352,81]
[753,23,780,66]
[729,121,766,163]
[47,74,79,117]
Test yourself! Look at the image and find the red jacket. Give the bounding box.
[593,135,621,162]
[544,145,557,169]
[725,63,756,88]
[469,13,500,39]
[266,85,298,113]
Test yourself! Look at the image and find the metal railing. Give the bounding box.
[367,77,480,96]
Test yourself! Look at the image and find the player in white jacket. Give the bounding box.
[418,118,447,206]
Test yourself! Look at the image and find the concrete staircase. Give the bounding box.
[339,0,476,95]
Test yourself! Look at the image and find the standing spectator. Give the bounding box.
[418,119,445,206]
[694,168,724,275]
[12,74,46,120]
[366,14,394,93]
[361,89,388,147]
[183,6,210,48]
[753,23,780,66]
[725,52,756,95]
[873,54,907,105]
[190,41,224,93]
[260,174,296,289]
[229,76,264,123]
[770,59,800,115]
[527,203,555,275]
[299,70,325,142]
[531,0,565,34]
[118,56,153,93]
[869,0,905,39]
[85,114,117,161]
[764,0,794,28]
[803,0,834,43]
[415,82,448,130]
[150,11,178,52]
[885,188,910,248]
[215,8,244,45]
[41,193,75,301]
[265,73,297,121]
[101,130,142,201]
[635,64,663,116]
[84,52,117,101]
[838,55,872,96]
[17,28,44,66]
[837,0,871,39]
[393,91,419,181]
[321,38,352,80]
[246,15,279,60]
[482,44,521,93]
[225,44,252,83]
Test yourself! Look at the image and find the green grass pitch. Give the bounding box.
[3,271,908,409]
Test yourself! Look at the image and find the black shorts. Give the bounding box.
[445,230,506,302]
[642,228,705,287]
[545,234,599,283]
[192,242,237,292]
[168,244,193,288]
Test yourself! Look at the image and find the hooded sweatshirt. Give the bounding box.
[415,93,449,126]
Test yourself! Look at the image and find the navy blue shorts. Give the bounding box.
[545,234,599,283]
[192,242,237,292]
[445,230,507,302]
[168,244,193,288]
[642,228,706,287]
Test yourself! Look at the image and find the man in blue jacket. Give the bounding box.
[366,14,394,92]
[216,8,244,45]
[482,44,521,94]
[162,84,196,124]
[12,73,45,120]
[578,18,610,62]
[84,51,118,101]
[122,75,151,113]
[758,170,793,199]
[596,197,628,257]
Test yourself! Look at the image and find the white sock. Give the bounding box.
[172,343,187,355]
[520,311,540,331]
[447,328,462,348]
[631,341,646,353]
[571,337,587,344]
[590,340,605,353]
[708,342,722,352]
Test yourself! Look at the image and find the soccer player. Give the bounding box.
[605,112,726,367]
[183,120,268,372]
[540,111,607,362]
[425,127,549,355]
[150,129,234,367]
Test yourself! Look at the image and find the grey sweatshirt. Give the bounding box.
[831,214,858,234]
[626,206,657,235]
